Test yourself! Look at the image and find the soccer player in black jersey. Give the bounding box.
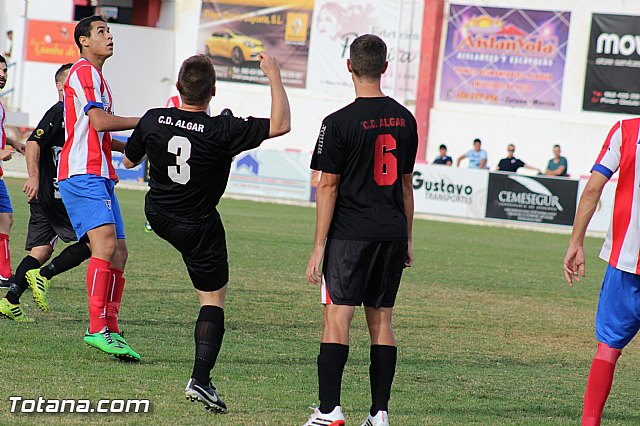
[304,35,417,426]
[0,63,91,322]
[124,54,290,412]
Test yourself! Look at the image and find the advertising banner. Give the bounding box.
[25,20,79,64]
[306,0,423,102]
[439,4,571,110]
[583,14,640,114]
[227,149,311,201]
[412,164,488,219]
[486,173,578,226]
[198,0,314,88]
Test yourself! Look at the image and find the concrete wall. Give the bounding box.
[9,0,636,179]
[11,0,174,127]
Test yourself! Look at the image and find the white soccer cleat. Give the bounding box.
[361,410,389,426]
[303,405,346,426]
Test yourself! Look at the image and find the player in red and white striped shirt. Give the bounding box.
[565,117,640,425]
[58,16,139,360]
[0,55,26,287]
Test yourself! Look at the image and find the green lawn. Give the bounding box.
[0,177,635,425]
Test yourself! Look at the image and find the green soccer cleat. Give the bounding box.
[112,331,141,362]
[83,329,129,356]
[26,269,50,312]
[0,298,34,322]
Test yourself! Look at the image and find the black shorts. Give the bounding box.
[322,238,407,308]
[145,198,229,292]
[25,202,78,250]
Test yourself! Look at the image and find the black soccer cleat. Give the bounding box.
[185,378,227,413]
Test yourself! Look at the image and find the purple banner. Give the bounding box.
[439,4,571,110]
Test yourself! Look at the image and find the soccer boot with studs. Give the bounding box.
[0,297,34,322]
[303,405,345,426]
[185,377,227,413]
[361,410,389,426]
[26,269,50,312]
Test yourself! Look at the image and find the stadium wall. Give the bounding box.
[428,0,640,177]
[10,0,175,128]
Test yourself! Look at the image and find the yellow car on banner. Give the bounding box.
[205,29,264,64]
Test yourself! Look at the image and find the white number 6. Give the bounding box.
[167,136,191,184]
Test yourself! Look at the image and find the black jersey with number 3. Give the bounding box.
[125,108,270,222]
[311,97,418,241]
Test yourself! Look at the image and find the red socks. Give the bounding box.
[0,233,12,279]
[106,268,125,333]
[582,343,622,426]
[86,257,111,333]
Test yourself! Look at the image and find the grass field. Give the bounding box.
[0,177,637,425]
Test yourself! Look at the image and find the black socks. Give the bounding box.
[369,345,397,416]
[318,343,349,414]
[191,305,225,385]
[40,242,91,279]
[5,255,40,304]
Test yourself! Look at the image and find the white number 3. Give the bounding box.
[167,136,191,184]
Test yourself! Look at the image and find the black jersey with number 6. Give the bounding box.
[311,97,418,241]
[125,108,270,222]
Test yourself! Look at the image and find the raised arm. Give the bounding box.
[258,53,291,138]
[402,173,414,267]
[563,172,608,286]
[306,172,340,284]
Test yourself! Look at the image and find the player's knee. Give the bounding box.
[0,213,13,229]
[92,238,117,261]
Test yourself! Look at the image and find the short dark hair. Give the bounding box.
[553,144,561,149]
[74,16,106,52]
[439,144,447,150]
[349,34,387,81]
[55,63,73,84]
[473,138,481,145]
[177,55,216,105]
[0,55,6,65]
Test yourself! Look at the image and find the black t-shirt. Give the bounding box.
[125,108,270,222]
[27,101,65,204]
[433,155,452,165]
[311,97,418,241]
[498,157,525,172]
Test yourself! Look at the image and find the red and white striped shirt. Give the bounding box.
[593,118,640,274]
[59,58,115,181]
[165,95,180,108]
[0,101,6,177]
